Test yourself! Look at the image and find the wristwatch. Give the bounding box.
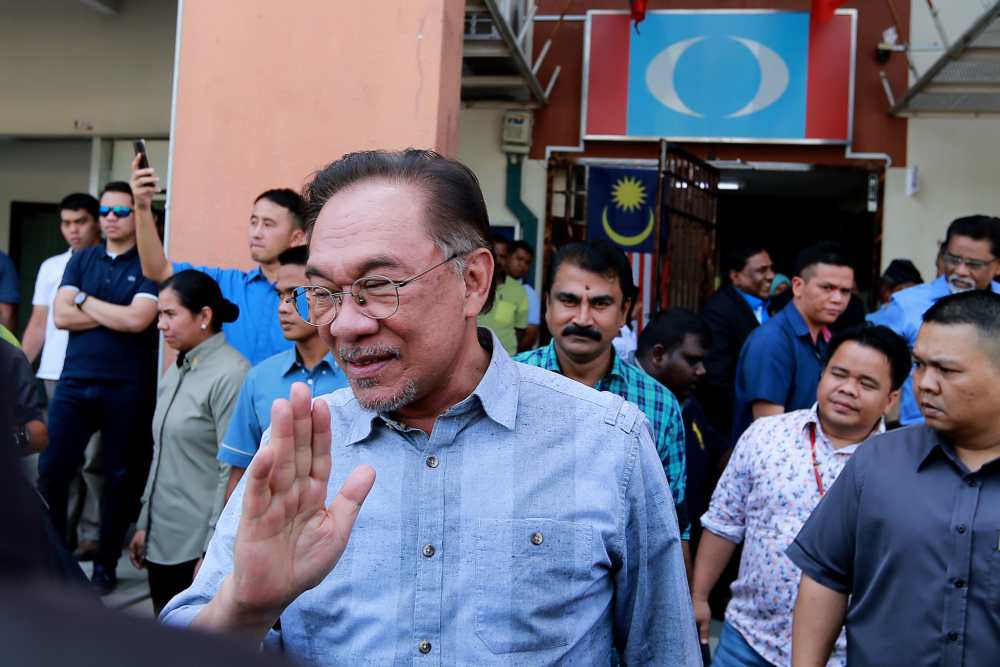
[74,291,89,309]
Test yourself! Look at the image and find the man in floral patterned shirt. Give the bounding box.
[690,325,910,666]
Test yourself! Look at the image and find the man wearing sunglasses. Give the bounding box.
[131,160,306,365]
[162,150,700,665]
[869,215,1000,425]
[217,246,347,503]
[41,181,160,595]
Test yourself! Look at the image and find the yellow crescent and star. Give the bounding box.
[602,175,655,247]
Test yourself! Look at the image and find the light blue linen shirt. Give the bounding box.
[867,276,1000,424]
[162,331,700,666]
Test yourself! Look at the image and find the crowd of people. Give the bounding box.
[3,148,1000,666]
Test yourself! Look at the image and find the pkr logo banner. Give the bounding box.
[584,10,854,143]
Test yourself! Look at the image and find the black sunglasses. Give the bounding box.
[99,206,133,218]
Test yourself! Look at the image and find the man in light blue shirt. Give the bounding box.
[132,161,306,364]
[868,215,1000,424]
[162,150,699,665]
[218,246,347,501]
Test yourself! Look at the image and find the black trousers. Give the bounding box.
[147,559,199,617]
[38,377,154,570]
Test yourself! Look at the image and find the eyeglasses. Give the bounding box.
[942,252,997,271]
[291,254,459,326]
[99,206,133,218]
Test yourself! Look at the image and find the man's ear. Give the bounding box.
[289,226,308,248]
[651,342,668,366]
[462,247,493,318]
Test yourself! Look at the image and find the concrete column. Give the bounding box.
[166,0,465,268]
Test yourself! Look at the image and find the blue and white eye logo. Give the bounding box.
[625,12,810,139]
[645,36,789,118]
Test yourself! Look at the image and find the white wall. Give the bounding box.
[0,0,176,136]
[0,140,92,252]
[458,107,547,286]
[881,3,1000,278]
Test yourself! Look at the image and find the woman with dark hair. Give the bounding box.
[128,270,249,615]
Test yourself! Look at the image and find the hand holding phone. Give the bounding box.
[133,139,149,169]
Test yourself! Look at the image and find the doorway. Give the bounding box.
[715,165,878,304]
[9,201,64,335]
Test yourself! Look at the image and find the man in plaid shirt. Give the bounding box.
[516,242,689,549]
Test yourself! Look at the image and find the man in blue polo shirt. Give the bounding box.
[131,159,305,364]
[40,181,160,595]
[218,246,347,501]
[731,242,854,442]
[868,215,1000,425]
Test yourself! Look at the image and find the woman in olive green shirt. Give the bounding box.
[128,270,249,615]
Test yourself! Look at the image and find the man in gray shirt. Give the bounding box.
[162,150,699,665]
[788,290,1000,667]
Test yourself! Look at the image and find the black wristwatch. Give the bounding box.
[74,291,89,309]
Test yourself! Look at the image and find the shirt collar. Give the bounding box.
[736,288,766,310]
[801,402,886,455]
[177,332,227,370]
[914,427,987,474]
[246,265,269,285]
[279,347,338,377]
[344,328,519,445]
[782,301,831,344]
[539,339,626,386]
[101,243,138,261]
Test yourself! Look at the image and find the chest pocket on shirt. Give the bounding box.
[473,518,593,654]
[492,300,517,326]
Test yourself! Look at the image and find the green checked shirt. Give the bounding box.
[516,340,690,539]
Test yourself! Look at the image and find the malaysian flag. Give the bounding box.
[625,251,654,335]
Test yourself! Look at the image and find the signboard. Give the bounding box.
[583,10,856,144]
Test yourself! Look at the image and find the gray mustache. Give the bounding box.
[338,344,401,364]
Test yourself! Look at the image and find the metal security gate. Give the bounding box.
[658,144,719,311]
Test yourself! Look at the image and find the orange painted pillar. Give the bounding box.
[166,0,465,269]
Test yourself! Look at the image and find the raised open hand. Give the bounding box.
[218,383,375,630]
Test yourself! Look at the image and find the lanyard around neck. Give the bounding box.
[809,423,825,497]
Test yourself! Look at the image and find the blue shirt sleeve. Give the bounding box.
[0,252,19,304]
[613,422,701,664]
[218,374,264,469]
[866,299,905,332]
[785,452,863,594]
[59,250,84,290]
[172,261,225,284]
[738,330,795,407]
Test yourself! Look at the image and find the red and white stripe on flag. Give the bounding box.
[625,252,654,335]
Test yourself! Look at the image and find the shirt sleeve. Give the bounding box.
[738,329,795,407]
[866,298,905,333]
[5,342,43,425]
[514,286,529,330]
[31,259,54,307]
[59,251,84,290]
[218,374,264,469]
[0,253,20,304]
[700,419,761,543]
[204,361,251,549]
[173,261,225,284]
[785,452,864,594]
[134,274,160,300]
[612,419,701,665]
[655,392,689,539]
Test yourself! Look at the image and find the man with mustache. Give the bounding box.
[789,291,1000,667]
[868,215,1000,425]
[161,151,700,665]
[218,246,348,503]
[693,325,908,666]
[516,241,689,551]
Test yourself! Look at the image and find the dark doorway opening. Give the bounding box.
[9,201,64,336]
[715,165,878,305]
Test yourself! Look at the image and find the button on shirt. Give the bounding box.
[164,332,700,666]
[702,406,881,666]
[173,262,291,365]
[137,334,249,564]
[787,425,1000,667]
[867,276,1000,425]
[60,245,159,382]
[516,340,688,538]
[732,301,829,443]
[217,347,347,470]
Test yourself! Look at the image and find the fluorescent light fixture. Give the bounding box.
[718,181,743,191]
